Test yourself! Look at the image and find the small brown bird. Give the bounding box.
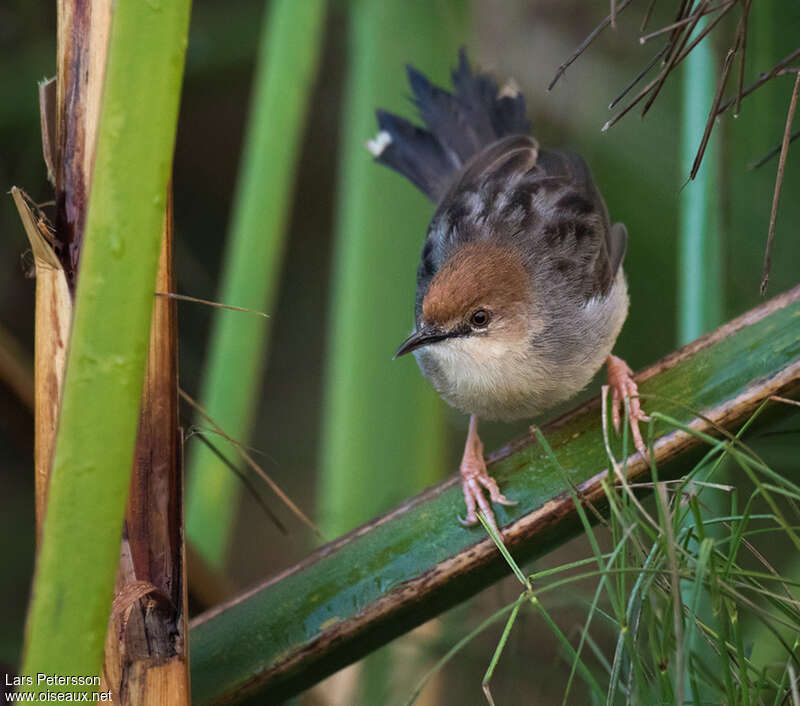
[368,51,647,534]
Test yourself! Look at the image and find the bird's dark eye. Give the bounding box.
[470,309,490,328]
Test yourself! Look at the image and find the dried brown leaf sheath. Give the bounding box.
[102,200,190,705]
[11,188,71,541]
[54,0,111,287]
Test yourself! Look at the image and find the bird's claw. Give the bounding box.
[460,460,516,536]
[607,354,650,459]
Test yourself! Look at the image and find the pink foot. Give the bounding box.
[606,354,650,458]
[459,415,516,535]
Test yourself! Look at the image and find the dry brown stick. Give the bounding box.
[187,430,288,534]
[735,0,753,117]
[637,29,693,120]
[640,0,658,32]
[639,0,736,133]
[179,387,322,538]
[639,0,730,44]
[548,0,636,91]
[689,46,738,181]
[760,72,800,296]
[603,74,662,131]
[155,291,269,317]
[672,0,737,67]
[717,47,800,117]
[770,395,800,409]
[611,0,617,29]
[609,43,670,110]
[748,129,800,169]
[604,0,735,131]
[666,0,693,56]
[641,0,710,118]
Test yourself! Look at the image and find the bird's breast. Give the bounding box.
[414,334,558,420]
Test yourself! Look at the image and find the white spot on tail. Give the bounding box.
[366,130,392,156]
[498,78,520,99]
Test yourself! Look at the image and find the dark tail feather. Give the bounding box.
[368,49,530,202]
[371,110,458,202]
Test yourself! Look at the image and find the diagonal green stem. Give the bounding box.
[189,286,800,704]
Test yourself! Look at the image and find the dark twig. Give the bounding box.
[638,1,730,45]
[179,387,322,538]
[604,0,738,131]
[748,129,800,170]
[689,47,738,181]
[735,0,753,117]
[611,0,618,29]
[717,47,800,117]
[760,73,800,296]
[641,0,712,118]
[155,291,269,317]
[672,0,738,67]
[640,0,659,32]
[188,430,288,535]
[610,43,670,109]
[603,74,662,131]
[548,0,636,90]
[667,0,693,52]
[605,31,702,129]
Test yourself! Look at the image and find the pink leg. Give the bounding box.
[459,414,516,535]
[606,354,650,458]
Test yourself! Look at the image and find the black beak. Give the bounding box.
[393,327,450,359]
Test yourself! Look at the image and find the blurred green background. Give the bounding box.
[1,1,798,703]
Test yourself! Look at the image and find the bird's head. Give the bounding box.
[394,240,541,361]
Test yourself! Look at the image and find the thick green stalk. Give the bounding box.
[185,0,327,568]
[678,25,723,343]
[190,285,800,704]
[20,0,191,695]
[319,0,466,539]
[678,26,725,704]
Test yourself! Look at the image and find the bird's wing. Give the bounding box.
[442,134,539,202]
[518,148,627,298]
